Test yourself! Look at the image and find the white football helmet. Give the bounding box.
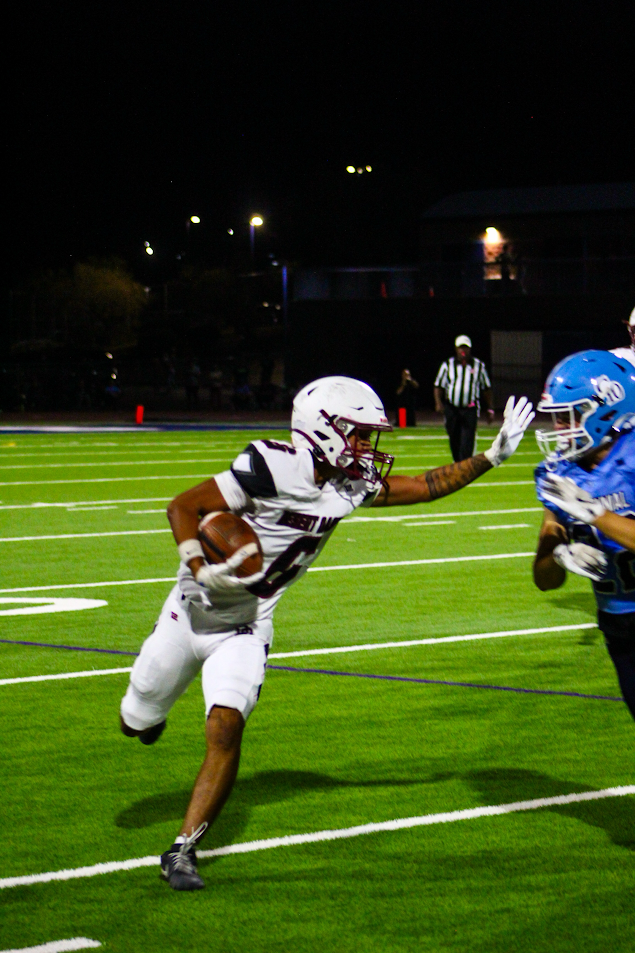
[291,376,394,483]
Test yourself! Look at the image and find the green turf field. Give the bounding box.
[0,426,633,953]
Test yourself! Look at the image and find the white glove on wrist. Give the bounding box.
[194,543,265,593]
[541,474,606,524]
[552,542,607,581]
[484,396,535,467]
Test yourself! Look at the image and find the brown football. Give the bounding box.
[197,511,263,577]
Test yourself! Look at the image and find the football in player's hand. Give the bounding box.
[198,512,263,577]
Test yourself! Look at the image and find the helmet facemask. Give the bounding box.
[294,409,394,484]
[323,412,394,483]
[535,399,598,461]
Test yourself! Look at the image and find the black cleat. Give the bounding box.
[138,720,166,745]
[160,823,208,891]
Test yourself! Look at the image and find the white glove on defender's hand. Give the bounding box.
[541,474,606,524]
[484,396,535,467]
[195,544,265,593]
[552,542,607,581]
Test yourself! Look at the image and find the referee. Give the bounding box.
[433,335,494,461]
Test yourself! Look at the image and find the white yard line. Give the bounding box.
[398,463,534,470]
[468,481,534,487]
[309,552,534,572]
[402,520,456,527]
[0,497,173,511]
[0,552,534,594]
[349,508,541,523]
[0,668,132,687]
[1,787,632,890]
[0,459,231,471]
[0,474,212,487]
[479,524,531,530]
[270,623,597,658]
[1,622,597,685]
[0,502,540,516]
[0,940,101,953]
[0,529,171,543]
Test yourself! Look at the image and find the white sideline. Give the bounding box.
[0,668,133,687]
[0,529,171,543]
[468,481,534,487]
[268,623,597,658]
[309,552,534,572]
[0,497,173,511]
[0,623,597,685]
[348,507,541,522]
[0,474,212,487]
[0,552,534,595]
[0,476,538,488]
[0,458,230,471]
[1,787,633,890]
[0,939,101,953]
[0,500,540,517]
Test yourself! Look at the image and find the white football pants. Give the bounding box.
[120,585,272,731]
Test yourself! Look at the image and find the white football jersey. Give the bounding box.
[610,347,635,367]
[177,438,379,633]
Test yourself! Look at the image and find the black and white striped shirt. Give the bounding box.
[434,357,491,408]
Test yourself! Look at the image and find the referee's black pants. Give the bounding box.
[443,404,477,462]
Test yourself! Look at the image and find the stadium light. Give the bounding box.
[249,216,264,260]
[346,166,356,173]
[190,215,201,224]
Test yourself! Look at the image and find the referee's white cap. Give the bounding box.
[455,335,472,348]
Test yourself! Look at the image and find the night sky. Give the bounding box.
[9,2,633,278]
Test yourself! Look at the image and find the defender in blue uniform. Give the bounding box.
[534,349,635,723]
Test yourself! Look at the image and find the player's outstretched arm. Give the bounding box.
[374,396,534,507]
[374,454,493,506]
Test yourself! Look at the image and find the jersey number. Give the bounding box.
[594,550,635,595]
[247,536,319,597]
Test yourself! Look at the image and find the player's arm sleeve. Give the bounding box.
[230,443,278,499]
[213,470,252,513]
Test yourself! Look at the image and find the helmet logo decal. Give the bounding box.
[594,375,625,405]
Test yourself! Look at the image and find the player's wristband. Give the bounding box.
[178,539,205,564]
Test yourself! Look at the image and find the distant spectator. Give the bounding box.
[395,368,419,426]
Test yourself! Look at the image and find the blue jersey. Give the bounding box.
[535,431,635,614]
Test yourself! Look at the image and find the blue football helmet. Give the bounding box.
[536,350,635,461]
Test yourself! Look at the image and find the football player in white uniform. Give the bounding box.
[120,376,534,890]
[610,305,635,367]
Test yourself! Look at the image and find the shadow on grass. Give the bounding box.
[466,767,634,851]
[115,766,633,861]
[548,592,597,620]
[115,768,435,848]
